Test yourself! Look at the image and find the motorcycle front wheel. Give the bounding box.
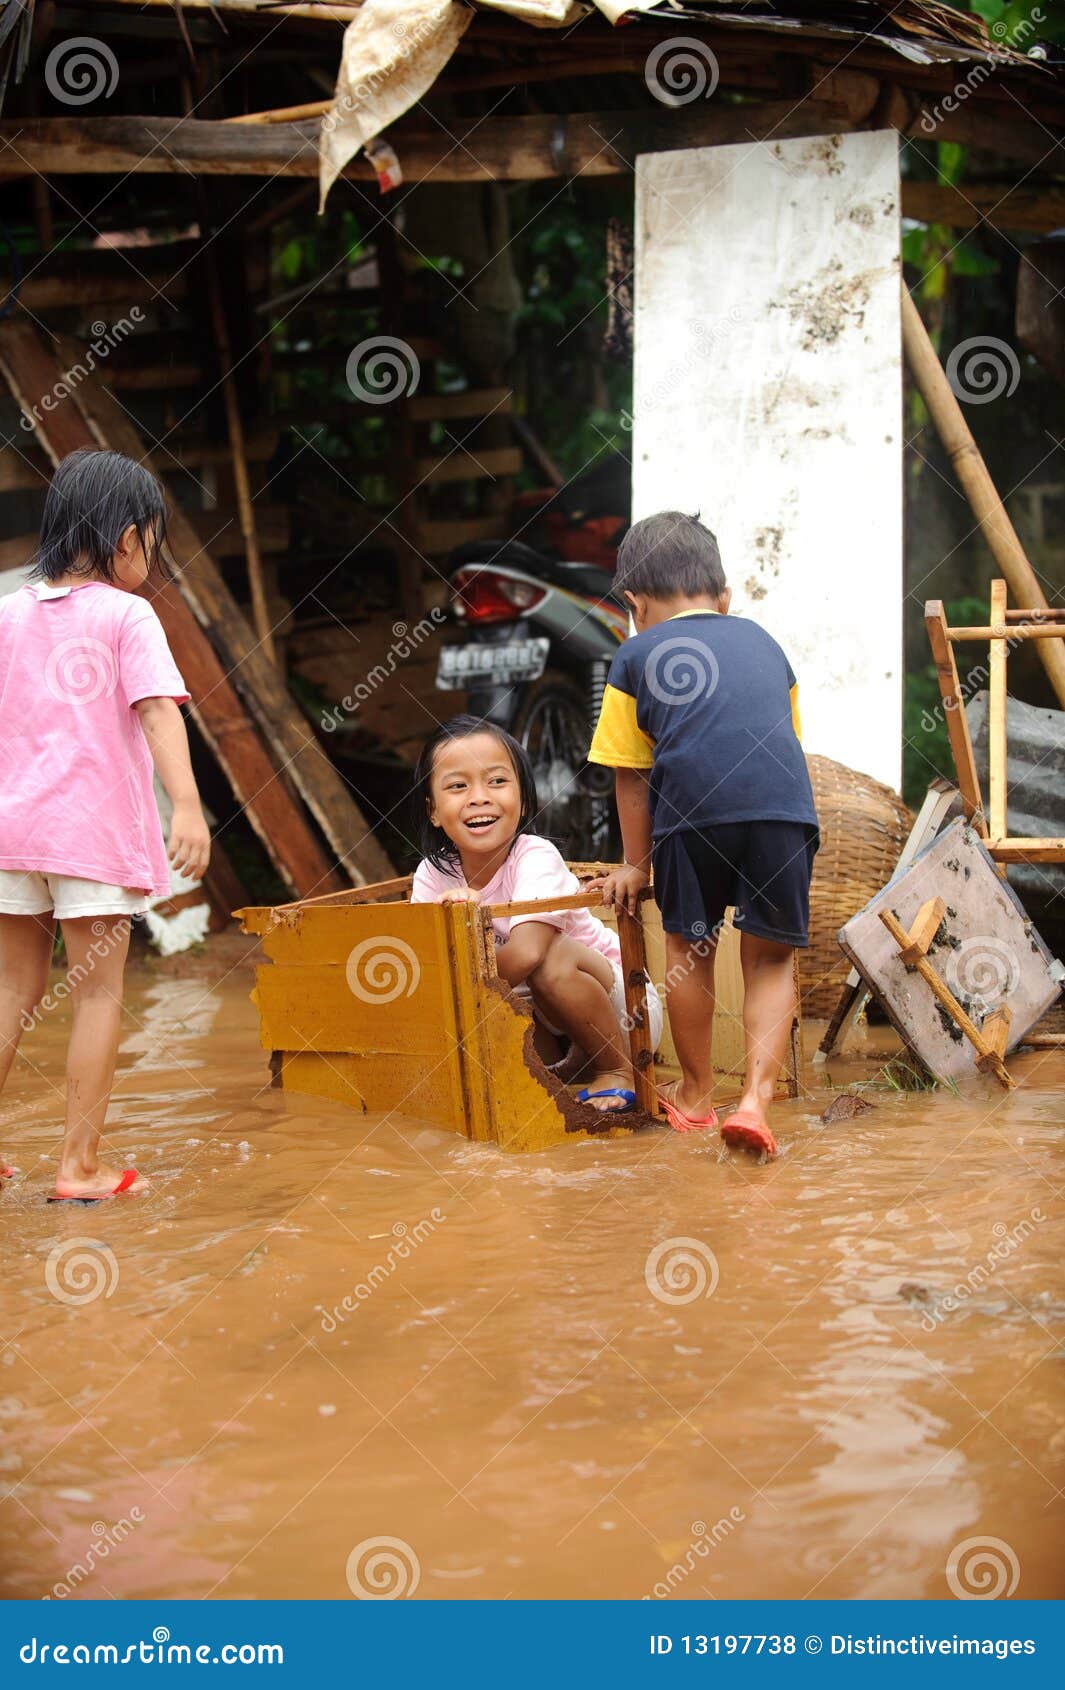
[511,672,618,865]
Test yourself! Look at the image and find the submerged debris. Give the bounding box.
[820,1092,875,1124]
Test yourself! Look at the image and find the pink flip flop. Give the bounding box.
[0,1164,15,1181]
[720,1112,777,1158]
[659,1084,719,1135]
[50,1168,143,1203]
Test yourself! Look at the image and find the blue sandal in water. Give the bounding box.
[576,1086,637,1114]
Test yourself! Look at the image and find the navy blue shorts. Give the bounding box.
[652,822,819,948]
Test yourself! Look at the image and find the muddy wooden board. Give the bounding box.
[838,818,1063,1082]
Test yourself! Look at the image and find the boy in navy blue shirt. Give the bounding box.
[588,511,818,1157]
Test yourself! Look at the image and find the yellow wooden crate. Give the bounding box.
[239,872,800,1153]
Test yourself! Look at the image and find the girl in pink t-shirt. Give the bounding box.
[0,449,210,1201]
[410,715,662,1114]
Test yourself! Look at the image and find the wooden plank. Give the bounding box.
[897,895,946,965]
[976,1004,1012,1070]
[58,341,394,886]
[408,388,513,423]
[0,101,866,185]
[415,446,521,486]
[616,903,658,1115]
[987,838,1065,863]
[949,622,1065,641]
[901,181,1065,235]
[412,516,502,555]
[925,599,987,828]
[0,318,347,898]
[988,578,1008,842]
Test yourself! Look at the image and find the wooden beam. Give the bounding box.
[896,895,947,966]
[0,98,871,184]
[902,180,1065,235]
[987,838,1065,863]
[924,599,987,830]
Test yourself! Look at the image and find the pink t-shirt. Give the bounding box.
[0,580,190,898]
[410,833,621,969]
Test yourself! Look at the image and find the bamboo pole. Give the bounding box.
[949,623,1065,641]
[901,286,1065,709]
[226,101,332,126]
[989,578,1008,841]
[204,254,276,664]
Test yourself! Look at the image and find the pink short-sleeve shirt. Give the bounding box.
[410,833,621,969]
[0,580,190,898]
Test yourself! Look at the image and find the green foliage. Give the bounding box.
[965,0,1064,45]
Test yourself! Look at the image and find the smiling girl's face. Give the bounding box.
[427,731,522,881]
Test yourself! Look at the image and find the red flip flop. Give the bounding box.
[49,1168,143,1203]
[0,1164,14,1180]
[659,1084,719,1135]
[720,1112,777,1158]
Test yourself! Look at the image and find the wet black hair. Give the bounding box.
[28,448,170,584]
[413,714,539,873]
[615,510,726,601]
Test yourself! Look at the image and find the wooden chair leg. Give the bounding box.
[616,902,659,1115]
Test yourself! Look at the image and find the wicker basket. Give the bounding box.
[800,756,913,1019]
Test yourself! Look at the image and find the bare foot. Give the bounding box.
[579,1067,636,1113]
[54,1164,147,1200]
[658,1079,716,1119]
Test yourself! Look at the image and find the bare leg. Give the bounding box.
[55,915,145,1198]
[735,933,796,1130]
[527,935,634,1112]
[660,930,717,1118]
[0,912,55,1172]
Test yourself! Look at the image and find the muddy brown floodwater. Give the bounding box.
[1,942,1063,1602]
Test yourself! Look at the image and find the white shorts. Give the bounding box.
[0,869,149,921]
[518,961,665,1050]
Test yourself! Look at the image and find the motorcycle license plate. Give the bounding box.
[436,637,550,690]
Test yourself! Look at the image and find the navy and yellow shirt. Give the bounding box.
[587,611,818,840]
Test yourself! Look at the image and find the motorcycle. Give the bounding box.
[435,539,628,860]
